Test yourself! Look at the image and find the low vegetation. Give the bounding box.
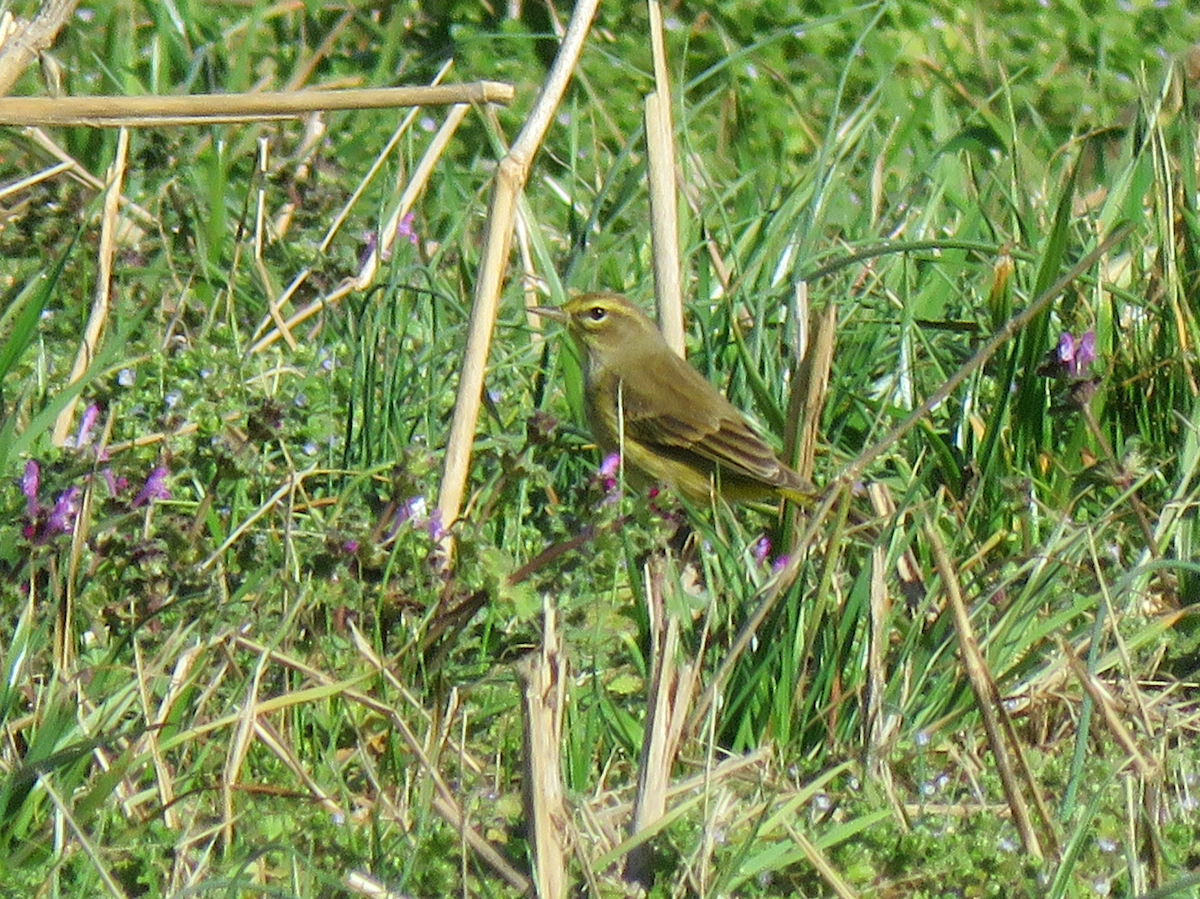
[1,2,1198,896]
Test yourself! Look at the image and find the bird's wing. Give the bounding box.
[619,356,789,485]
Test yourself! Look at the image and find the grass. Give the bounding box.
[2,1,1200,896]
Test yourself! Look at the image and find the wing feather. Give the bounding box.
[618,352,789,485]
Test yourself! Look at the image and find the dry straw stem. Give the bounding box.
[516,599,569,899]
[222,651,270,849]
[582,749,769,856]
[865,519,893,779]
[353,102,472,289]
[104,409,242,456]
[282,9,355,93]
[0,83,515,127]
[625,556,701,887]
[925,518,1052,860]
[196,464,318,572]
[839,225,1129,490]
[597,757,857,890]
[784,288,835,481]
[136,636,216,834]
[343,870,410,899]
[40,777,127,898]
[784,822,861,899]
[58,458,93,667]
[436,0,601,547]
[645,0,685,356]
[347,627,531,894]
[11,125,157,227]
[2,75,502,307]
[15,62,512,430]
[327,57,445,255]
[251,137,295,350]
[1058,636,1158,778]
[51,127,129,447]
[0,156,70,201]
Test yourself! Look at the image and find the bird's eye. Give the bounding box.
[588,306,607,322]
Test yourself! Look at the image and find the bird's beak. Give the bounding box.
[529,305,568,322]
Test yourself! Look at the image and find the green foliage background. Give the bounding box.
[0,1,1198,896]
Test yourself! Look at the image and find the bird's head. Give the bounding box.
[534,293,664,366]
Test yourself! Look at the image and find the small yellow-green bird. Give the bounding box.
[533,293,818,506]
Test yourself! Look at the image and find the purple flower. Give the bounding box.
[1074,331,1096,374]
[21,460,40,518]
[1056,330,1096,379]
[595,453,623,500]
[771,555,791,576]
[395,496,426,527]
[343,539,360,554]
[358,231,379,269]
[75,403,101,451]
[45,487,80,537]
[100,468,128,496]
[132,466,170,508]
[752,535,771,566]
[359,214,419,269]
[387,496,443,542]
[599,453,620,478]
[1057,332,1074,365]
[397,212,419,247]
[425,509,444,542]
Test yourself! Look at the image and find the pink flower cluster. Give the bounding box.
[20,404,170,544]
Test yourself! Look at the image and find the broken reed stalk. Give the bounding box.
[625,555,700,888]
[0,0,79,97]
[517,599,569,899]
[645,0,685,356]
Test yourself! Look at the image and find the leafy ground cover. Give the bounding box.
[1,1,1200,896]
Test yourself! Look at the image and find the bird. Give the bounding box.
[532,292,818,506]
